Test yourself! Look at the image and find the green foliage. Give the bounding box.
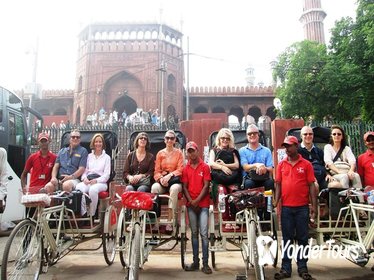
[273,0,374,121]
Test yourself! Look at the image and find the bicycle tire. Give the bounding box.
[119,216,128,268]
[180,232,187,269]
[127,223,141,280]
[102,224,117,265]
[210,233,216,269]
[1,219,43,280]
[250,220,264,280]
[271,212,279,268]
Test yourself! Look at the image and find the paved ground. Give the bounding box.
[1,233,374,280]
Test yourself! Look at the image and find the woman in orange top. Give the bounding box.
[151,130,184,232]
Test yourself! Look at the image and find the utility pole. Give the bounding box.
[157,60,167,128]
[186,37,190,121]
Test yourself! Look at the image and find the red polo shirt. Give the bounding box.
[182,158,211,208]
[276,154,315,207]
[358,150,374,187]
[24,151,57,193]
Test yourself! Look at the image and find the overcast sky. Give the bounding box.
[0,0,357,91]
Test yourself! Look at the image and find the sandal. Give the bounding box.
[359,211,368,220]
[299,272,315,280]
[274,269,291,279]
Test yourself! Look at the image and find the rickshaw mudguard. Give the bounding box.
[103,204,118,234]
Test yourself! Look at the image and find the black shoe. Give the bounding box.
[202,264,212,274]
[185,263,199,271]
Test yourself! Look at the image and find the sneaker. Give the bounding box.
[185,263,199,271]
[202,264,212,274]
[126,224,132,232]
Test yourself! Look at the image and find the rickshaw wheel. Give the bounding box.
[271,212,279,268]
[103,206,117,265]
[180,232,188,269]
[250,220,264,280]
[210,233,216,269]
[119,217,129,268]
[126,223,141,280]
[1,219,43,280]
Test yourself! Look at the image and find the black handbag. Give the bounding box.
[134,175,151,186]
[211,169,240,185]
[168,176,181,187]
[87,173,101,180]
[247,170,269,181]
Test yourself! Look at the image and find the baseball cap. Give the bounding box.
[364,131,374,141]
[281,135,299,147]
[38,132,50,142]
[186,141,198,151]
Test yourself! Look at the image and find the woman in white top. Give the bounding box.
[324,125,362,189]
[76,134,111,218]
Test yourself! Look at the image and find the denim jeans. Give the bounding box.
[280,205,309,275]
[187,207,209,265]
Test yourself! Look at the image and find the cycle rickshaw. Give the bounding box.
[114,130,187,280]
[1,130,119,280]
[207,130,279,280]
[287,126,374,270]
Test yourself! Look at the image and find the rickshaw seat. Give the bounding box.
[99,191,109,199]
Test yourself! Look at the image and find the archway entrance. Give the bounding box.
[113,95,137,118]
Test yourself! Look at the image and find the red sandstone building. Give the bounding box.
[16,0,326,127]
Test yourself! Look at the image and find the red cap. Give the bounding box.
[364,131,374,141]
[281,136,299,147]
[186,141,198,151]
[38,132,50,142]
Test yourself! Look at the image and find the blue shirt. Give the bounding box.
[239,144,273,176]
[56,145,88,176]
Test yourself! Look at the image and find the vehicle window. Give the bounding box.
[7,90,22,110]
[8,112,25,146]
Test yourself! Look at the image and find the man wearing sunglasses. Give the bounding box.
[45,129,88,192]
[239,124,274,191]
[358,131,374,188]
[298,126,327,190]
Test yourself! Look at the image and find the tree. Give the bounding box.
[273,0,374,121]
[273,41,331,120]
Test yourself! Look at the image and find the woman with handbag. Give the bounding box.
[76,133,111,219]
[151,130,184,232]
[209,128,240,224]
[123,132,155,192]
[324,125,362,190]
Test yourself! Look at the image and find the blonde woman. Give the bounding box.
[151,130,184,232]
[209,128,240,222]
[76,134,111,219]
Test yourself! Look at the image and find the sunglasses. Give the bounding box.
[70,136,81,139]
[165,136,175,141]
[139,137,148,141]
[332,133,342,136]
[302,133,314,136]
[247,132,259,136]
[220,137,230,141]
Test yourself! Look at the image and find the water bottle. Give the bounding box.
[264,190,273,213]
[218,186,226,213]
[367,190,374,205]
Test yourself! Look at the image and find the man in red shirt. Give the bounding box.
[21,132,57,194]
[182,141,212,274]
[358,131,374,187]
[274,136,317,280]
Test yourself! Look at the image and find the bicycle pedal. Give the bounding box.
[148,240,160,246]
[235,275,247,280]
